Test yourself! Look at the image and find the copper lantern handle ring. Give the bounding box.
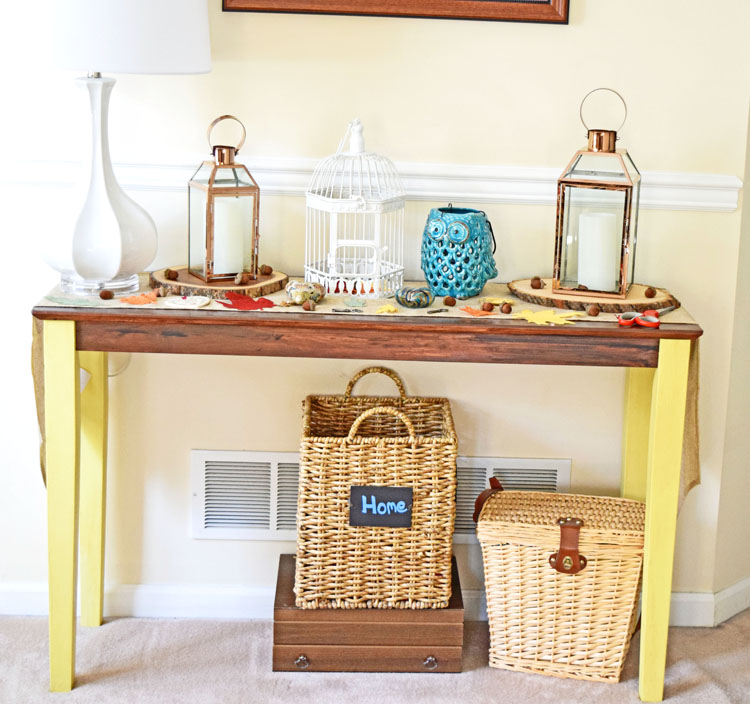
[207,115,247,154]
[579,88,628,135]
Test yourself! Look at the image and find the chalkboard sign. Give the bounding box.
[349,486,413,528]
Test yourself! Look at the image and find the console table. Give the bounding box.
[31,301,702,701]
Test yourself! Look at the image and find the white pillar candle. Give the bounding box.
[577,212,619,291]
[212,197,245,274]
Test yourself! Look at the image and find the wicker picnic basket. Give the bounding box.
[475,480,645,682]
[295,367,458,609]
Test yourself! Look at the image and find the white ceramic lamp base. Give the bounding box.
[61,76,157,295]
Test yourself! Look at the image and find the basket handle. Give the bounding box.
[346,406,417,442]
[345,367,407,399]
[472,477,504,523]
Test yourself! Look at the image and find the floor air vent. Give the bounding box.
[192,451,570,542]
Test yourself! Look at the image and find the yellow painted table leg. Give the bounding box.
[43,321,80,692]
[78,352,108,628]
[622,367,655,502]
[639,340,691,702]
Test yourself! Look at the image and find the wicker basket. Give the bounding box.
[295,367,458,609]
[476,481,645,682]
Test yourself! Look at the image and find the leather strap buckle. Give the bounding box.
[549,517,588,575]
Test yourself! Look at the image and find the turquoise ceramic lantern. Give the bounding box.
[421,206,497,298]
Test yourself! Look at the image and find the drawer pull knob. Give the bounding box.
[294,654,310,670]
[423,655,438,671]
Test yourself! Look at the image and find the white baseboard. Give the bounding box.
[3,579,748,626]
[105,584,274,619]
[668,591,716,627]
[668,577,750,626]
[0,582,274,620]
[0,582,50,617]
[462,590,487,621]
[713,576,750,625]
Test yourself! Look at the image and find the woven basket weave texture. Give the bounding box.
[295,367,458,609]
[477,491,645,682]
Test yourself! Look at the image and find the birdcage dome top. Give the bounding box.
[307,119,405,207]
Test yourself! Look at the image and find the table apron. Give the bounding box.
[75,320,660,367]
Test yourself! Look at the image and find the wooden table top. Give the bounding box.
[32,300,702,368]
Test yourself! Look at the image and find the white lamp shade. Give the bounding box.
[55,0,211,75]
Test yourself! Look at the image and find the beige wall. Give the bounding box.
[1,1,749,602]
[714,109,750,593]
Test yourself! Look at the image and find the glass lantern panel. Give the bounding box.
[619,151,640,290]
[628,180,640,288]
[211,166,256,189]
[564,153,629,185]
[210,193,256,276]
[621,151,641,183]
[559,185,627,293]
[190,162,214,186]
[188,184,208,279]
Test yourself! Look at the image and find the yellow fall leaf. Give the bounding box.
[512,309,585,326]
[376,304,399,314]
[481,297,515,306]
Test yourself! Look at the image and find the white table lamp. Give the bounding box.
[54,0,211,294]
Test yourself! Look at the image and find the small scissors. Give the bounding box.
[617,305,676,328]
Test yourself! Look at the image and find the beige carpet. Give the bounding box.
[1,611,749,704]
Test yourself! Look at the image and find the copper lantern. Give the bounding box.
[553,89,641,298]
[189,116,260,282]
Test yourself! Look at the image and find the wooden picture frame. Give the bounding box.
[222,0,569,24]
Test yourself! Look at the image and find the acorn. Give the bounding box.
[99,289,114,300]
[443,296,457,307]
[164,268,179,281]
[302,299,316,311]
[501,303,513,314]
[645,286,657,298]
[577,284,589,291]
[259,264,273,276]
[587,304,601,317]
[530,276,544,290]
[234,272,250,286]
[481,301,495,312]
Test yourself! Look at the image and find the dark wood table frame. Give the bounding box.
[32,303,702,701]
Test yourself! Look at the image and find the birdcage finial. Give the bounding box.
[348,118,365,154]
[335,118,366,155]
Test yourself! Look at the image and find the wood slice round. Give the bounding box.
[149,267,288,299]
[507,279,680,313]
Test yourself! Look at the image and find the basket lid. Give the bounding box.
[478,490,645,533]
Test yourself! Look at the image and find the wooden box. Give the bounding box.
[273,554,464,673]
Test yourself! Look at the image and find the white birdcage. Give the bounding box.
[305,119,405,298]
